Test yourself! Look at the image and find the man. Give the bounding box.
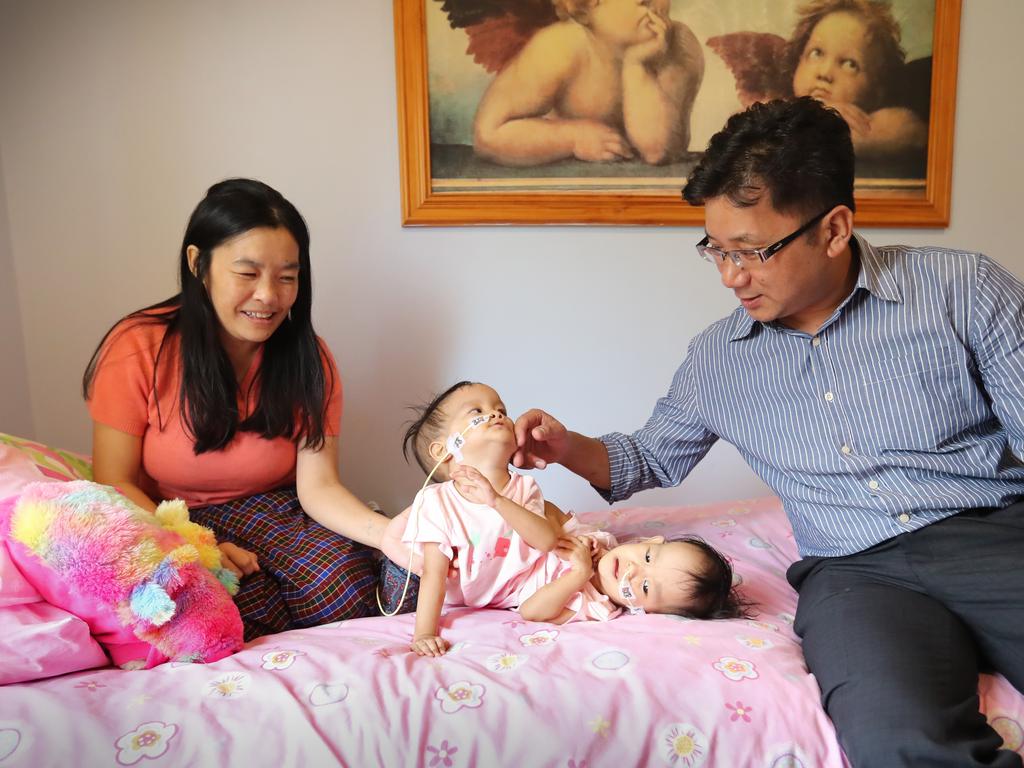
[513,97,1024,767]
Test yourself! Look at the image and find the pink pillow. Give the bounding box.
[0,432,92,483]
[1,496,111,682]
[0,496,162,669]
[0,444,48,501]
[0,601,108,684]
[0,529,41,608]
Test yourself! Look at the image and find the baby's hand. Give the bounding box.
[571,120,634,162]
[555,535,594,579]
[450,465,498,507]
[411,634,450,657]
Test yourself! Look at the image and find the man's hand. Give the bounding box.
[411,634,450,657]
[218,541,259,578]
[513,409,570,469]
[450,465,498,507]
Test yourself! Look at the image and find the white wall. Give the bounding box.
[0,149,33,438]
[0,1,1021,516]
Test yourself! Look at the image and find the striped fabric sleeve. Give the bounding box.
[598,346,719,503]
[969,254,1024,462]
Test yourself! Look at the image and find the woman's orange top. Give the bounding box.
[88,315,342,508]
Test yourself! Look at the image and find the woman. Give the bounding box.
[83,178,389,640]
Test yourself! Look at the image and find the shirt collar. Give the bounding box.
[727,232,902,341]
[852,232,902,304]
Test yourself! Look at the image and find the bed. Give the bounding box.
[2,432,1023,768]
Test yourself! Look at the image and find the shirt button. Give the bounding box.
[841,445,852,455]
[812,337,821,348]
[898,513,911,523]
[868,480,880,490]
[824,392,835,402]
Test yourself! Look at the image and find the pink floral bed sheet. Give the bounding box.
[2,497,1023,768]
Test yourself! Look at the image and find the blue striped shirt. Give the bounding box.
[600,234,1024,557]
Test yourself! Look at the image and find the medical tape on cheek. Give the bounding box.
[445,414,493,462]
[445,432,467,462]
[619,568,646,616]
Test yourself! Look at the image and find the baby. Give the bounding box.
[788,0,927,158]
[381,381,746,657]
[472,0,704,166]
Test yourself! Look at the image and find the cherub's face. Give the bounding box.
[792,11,874,107]
[589,0,666,47]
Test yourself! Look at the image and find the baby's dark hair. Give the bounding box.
[402,381,475,475]
[670,536,754,620]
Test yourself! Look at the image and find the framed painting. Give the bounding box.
[395,0,960,227]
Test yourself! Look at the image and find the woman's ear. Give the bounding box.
[824,205,854,258]
[186,245,201,278]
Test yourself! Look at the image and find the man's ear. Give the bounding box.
[186,245,201,278]
[823,205,854,258]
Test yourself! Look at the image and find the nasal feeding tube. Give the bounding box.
[376,413,496,616]
[618,564,646,616]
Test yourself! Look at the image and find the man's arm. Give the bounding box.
[970,255,1024,460]
[514,350,718,502]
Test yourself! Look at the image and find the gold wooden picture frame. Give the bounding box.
[395,0,960,227]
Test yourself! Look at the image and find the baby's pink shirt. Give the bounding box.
[400,472,620,622]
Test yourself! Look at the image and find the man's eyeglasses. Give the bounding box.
[696,208,832,269]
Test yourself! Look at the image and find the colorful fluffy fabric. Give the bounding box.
[11,480,244,665]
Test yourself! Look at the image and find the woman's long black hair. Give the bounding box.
[83,178,332,454]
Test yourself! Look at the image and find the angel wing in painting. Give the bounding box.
[708,0,929,162]
[434,0,704,167]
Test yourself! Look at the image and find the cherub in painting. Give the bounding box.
[436,0,704,166]
[708,0,929,161]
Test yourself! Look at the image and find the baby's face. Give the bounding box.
[589,0,666,47]
[792,11,874,107]
[436,384,516,467]
[595,538,706,615]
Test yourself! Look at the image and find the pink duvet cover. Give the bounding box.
[2,497,1022,767]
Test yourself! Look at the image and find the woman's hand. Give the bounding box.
[411,634,450,657]
[218,541,260,578]
[450,465,499,507]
